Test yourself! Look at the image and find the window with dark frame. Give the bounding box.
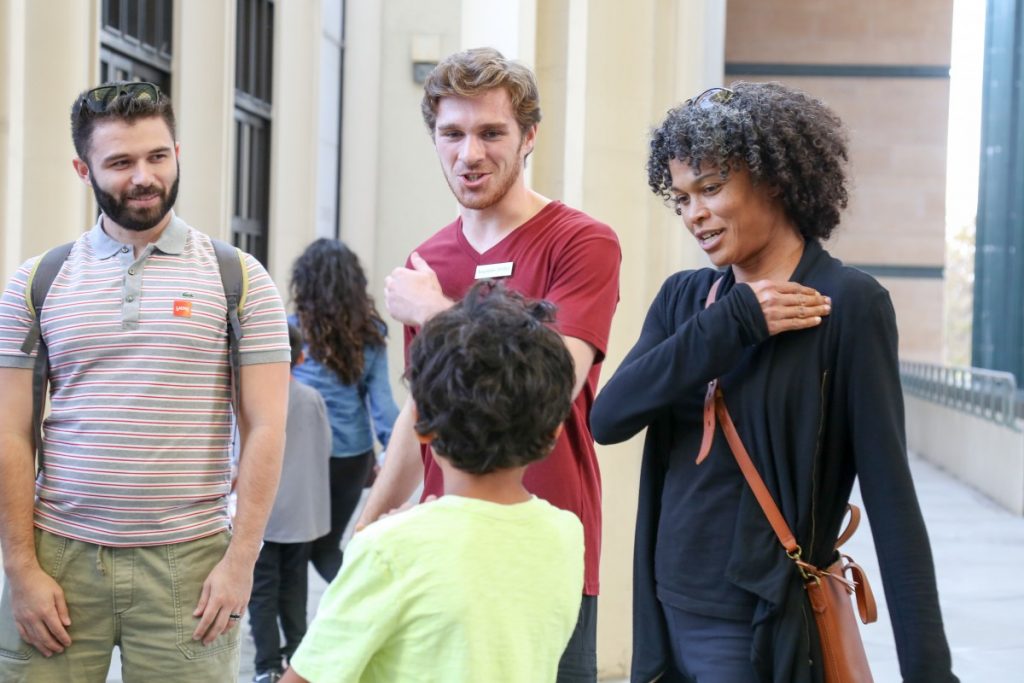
[232,0,274,267]
[99,0,173,94]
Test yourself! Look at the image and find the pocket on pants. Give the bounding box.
[0,581,33,662]
[0,530,71,662]
[167,532,240,660]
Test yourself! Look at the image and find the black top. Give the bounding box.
[591,240,957,683]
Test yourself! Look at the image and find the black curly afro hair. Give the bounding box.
[647,81,850,241]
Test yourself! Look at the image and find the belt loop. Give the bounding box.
[96,545,105,575]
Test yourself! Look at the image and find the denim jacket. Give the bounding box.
[289,316,399,457]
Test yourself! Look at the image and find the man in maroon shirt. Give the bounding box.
[356,47,620,681]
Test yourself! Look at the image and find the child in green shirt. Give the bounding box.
[283,283,584,683]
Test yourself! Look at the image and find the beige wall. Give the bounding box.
[726,0,954,363]
[173,1,236,245]
[0,0,27,280]
[726,0,953,65]
[0,0,98,286]
[266,0,322,287]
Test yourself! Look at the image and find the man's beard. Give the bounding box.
[444,140,527,211]
[91,167,180,232]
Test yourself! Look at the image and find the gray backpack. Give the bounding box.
[20,239,247,468]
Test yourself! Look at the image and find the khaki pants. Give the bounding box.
[0,529,240,682]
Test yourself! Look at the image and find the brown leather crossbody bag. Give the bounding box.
[701,277,877,682]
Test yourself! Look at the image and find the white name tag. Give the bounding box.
[474,261,514,279]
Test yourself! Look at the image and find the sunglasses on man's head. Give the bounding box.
[75,82,163,117]
[685,87,734,109]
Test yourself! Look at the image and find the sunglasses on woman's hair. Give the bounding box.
[74,82,163,117]
[684,87,734,109]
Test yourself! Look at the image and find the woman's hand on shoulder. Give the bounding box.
[746,280,831,336]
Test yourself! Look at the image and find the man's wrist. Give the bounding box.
[3,552,42,580]
[421,295,454,325]
[223,536,261,567]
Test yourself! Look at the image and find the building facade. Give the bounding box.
[0,0,959,676]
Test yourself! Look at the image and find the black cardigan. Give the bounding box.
[591,240,957,683]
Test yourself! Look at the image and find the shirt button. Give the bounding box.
[128,268,136,276]
[126,295,134,303]
[121,246,130,253]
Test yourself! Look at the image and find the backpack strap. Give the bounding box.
[211,239,247,413]
[21,242,75,354]
[21,242,75,471]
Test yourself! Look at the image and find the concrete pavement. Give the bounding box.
[846,454,1024,681]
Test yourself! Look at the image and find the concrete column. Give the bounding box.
[339,0,383,281]
[266,0,322,286]
[532,0,587,207]
[173,1,237,245]
[460,0,537,63]
[18,0,98,259]
[316,0,344,241]
[0,0,27,282]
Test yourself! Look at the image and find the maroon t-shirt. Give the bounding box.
[406,201,621,595]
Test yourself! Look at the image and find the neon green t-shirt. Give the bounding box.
[289,495,584,683]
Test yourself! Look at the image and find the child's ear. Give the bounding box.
[412,404,434,444]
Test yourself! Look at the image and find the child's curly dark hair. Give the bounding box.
[408,282,574,475]
[647,81,850,240]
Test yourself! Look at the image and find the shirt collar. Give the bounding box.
[88,211,188,259]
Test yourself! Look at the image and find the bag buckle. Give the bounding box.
[787,546,822,584]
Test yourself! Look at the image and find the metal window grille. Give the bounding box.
[99,0,173,92]
[232,0,274,267]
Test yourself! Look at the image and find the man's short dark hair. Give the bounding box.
[70,82,177,163]
[409,282,574,475]
[287,323,303,368]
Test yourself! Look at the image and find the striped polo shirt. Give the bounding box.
[0,214,290,546]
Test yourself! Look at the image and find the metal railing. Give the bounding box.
[900,360,1020,430]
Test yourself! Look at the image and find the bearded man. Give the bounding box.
[0,82,290,682]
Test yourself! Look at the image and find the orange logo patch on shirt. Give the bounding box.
[173,300,193,317]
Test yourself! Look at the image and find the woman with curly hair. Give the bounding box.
[290,238,399,582]
[591,82,957,682]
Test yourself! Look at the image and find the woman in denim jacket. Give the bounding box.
[290,239,399,581]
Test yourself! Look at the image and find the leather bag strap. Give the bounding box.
[843,555,878,623]
[695,277,723,465]
[834,504,860,550]
[696,276,798,551]
[714,389,800,553]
